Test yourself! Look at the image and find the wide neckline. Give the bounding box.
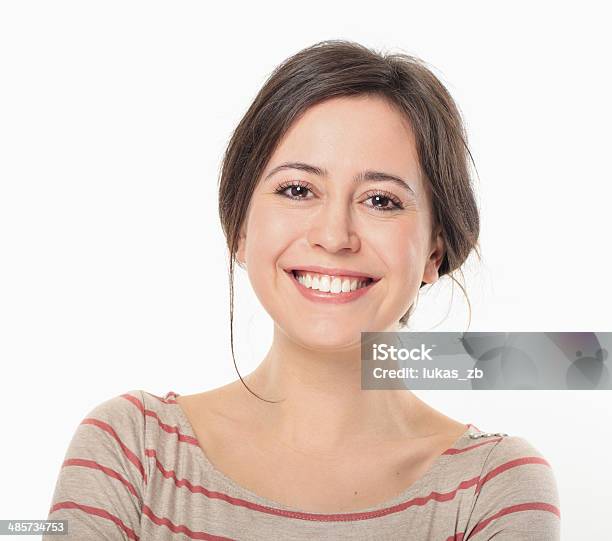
[164,390,475,519]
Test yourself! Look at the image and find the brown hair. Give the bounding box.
[218,39,481,403]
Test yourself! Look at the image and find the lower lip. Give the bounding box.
[286,271,378,304]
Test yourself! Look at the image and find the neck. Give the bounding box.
[241,324,430,455]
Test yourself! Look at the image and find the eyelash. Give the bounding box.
[273,180,405,212]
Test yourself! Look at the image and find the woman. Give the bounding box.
[45,40,560,540]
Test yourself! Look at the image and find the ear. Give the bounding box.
[422,224,445,284]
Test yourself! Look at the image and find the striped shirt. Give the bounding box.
[45,389,561,540]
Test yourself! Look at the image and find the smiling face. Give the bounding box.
[236,94,445,348]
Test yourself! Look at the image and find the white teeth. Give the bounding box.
[319,275,330,292]
[294,271,371,294]
[330,277,342,293]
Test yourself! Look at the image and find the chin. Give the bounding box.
[286,319,365,350]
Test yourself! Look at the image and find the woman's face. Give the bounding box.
[237,95,444,349]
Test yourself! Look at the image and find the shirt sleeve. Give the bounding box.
[43,390,148,540]
[463,435,561,540]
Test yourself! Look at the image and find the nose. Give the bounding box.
[305,199,360,253]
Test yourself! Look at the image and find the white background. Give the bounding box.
[1,1,610,539]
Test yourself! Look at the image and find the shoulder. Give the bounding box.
[64,390,149,465]
[463,434,561,539]
[48,390,161,495]
[45,390,153,538]
[78,389,147,435]
[82,388,179,423]
[478,435,558,489]
[62,389,188,474]
[85,388,146,416]
[477,434,560,503]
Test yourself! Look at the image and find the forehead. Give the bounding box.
[266,95,423,190]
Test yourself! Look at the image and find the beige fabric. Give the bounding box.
[45,390,561,540]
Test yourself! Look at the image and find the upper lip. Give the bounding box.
[285,265,382,281]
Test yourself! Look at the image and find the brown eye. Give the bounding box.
[364,191,404,212]
[274,180,314,200]
[287,185,309,198]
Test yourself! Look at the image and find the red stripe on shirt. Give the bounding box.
[62,458,141,501]
[49,500,140,540]
[141,504,235,540]
[145,408,200,445]
[81,418,148,484]
[446,501,561,540]
[122,393,200,446]
[475,456,551,495]
[121,393,145,412]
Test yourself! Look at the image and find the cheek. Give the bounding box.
[372,224,423,269]
[243,212,277,308]
[244,202,298,269]
[242,203,302,317]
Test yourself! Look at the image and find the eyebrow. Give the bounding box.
[264,161,416,196]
